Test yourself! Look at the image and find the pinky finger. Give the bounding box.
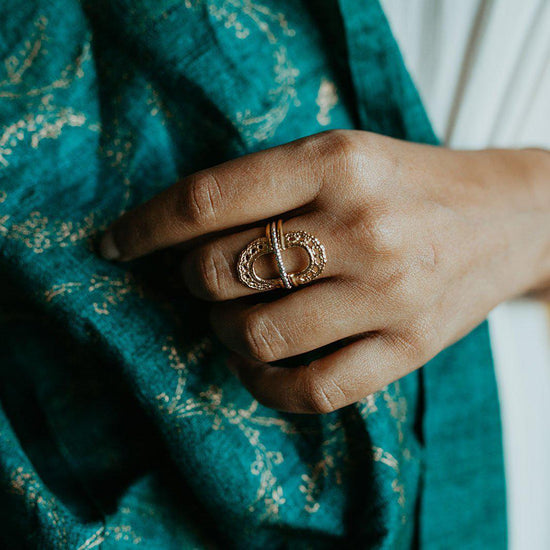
[227,331,428,414]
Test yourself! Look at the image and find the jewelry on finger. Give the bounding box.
[237,218,327,291]
[267,220,292,289]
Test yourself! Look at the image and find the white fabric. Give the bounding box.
[381,1,550,548]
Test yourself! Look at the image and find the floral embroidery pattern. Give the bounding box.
[2,210,97,253]
[316,77,339,126]
[0,16,96,166]
[9,467,144,548]
[185,0,300,144]
[156,337,293,517]
[44,273,142,315]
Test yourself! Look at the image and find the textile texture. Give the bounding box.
[0,0,506,548]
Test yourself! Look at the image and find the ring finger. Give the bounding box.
[181,212,349,301]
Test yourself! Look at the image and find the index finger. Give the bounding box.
[99,133,335,261]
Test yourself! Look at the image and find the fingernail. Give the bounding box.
[99,230,120,260]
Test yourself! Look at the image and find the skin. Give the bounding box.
[99,130,550,414]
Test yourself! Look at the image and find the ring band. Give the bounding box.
[237,218,327,291]
[267,220,292,289]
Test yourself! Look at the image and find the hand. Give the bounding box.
[100,130,550,413]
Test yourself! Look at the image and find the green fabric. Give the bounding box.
[0,0,506,548]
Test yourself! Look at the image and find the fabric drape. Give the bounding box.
[0,1,506,547]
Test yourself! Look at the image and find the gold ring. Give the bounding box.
[236,219,327,291]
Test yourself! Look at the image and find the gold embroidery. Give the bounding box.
[75,522,142,547]
[0,2,299,252]
[108,525,142,545]
[76,528,106,550]
[316,77,338,126]
[0,14,95,167]
[44,273,141,315]
[0,190,7,235]
[10,466,144,548]
[299,419,345,514]
[0,102,96,168]
[391,479,406,509]
[10,467,69,546]
[1,17,48,88]
[2,210,97,253]
[372,445,399,471]
[357,392,378,417]
[235,43,300,143]
[155,335,417,518]
[184,1,300,144]
[361,381,414,524]
[97,125,135,217]
[156,337,293,517]
[0,16,91,100]
[0,15,101,252]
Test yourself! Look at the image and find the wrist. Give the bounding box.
[523,148,550,292]
[472,147,550,298]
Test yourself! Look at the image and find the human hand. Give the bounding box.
[100,130,550,413]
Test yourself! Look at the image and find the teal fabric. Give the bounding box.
[0,0,506,548]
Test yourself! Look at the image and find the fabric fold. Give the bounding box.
[0,1,505,547]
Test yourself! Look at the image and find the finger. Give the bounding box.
[181,212,347,301]
[210,279,385,363]
[228,332,423,414]
[99,135,335,261]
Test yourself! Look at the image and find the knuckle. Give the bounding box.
[364,261,419,311]
[390,317,435,365]
[352,213,403,256]
[185,171,223,227]
[408,316,437,356]
[393,332,423,364]
[302,130,365,170]
[195,246,228,300]
[326,129,363,162]
[388,268,416,303]
[242,311,287,363]
[298,371,339,414]
[387,259,429,310]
